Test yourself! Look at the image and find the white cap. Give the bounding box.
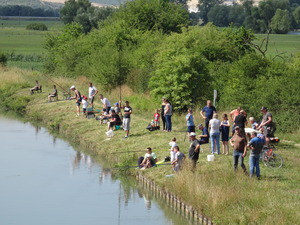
[70,85,75,89]
[189,132,196,137]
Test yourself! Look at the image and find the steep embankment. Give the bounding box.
[1,68,300,225]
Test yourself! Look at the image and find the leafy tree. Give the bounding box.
[258,0,290,31]
[198,0,224,24]
[293,6,300,28]
[60,0,114,33]
[208,5,230,27]
[114,0,189,34]
[26,23,48,31]
[271,9,291,33]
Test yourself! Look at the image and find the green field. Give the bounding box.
[0,18,63,70]
[254,33,300,58]
[0,19,300,71]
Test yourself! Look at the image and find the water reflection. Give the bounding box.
[0,116,197,225]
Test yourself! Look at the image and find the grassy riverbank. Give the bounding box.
[1,68,300,224]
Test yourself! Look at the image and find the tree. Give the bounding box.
[293,6,300,28]
[271,9,291,33]
[207,5,230,27]
[60,0,114,33]
[198,0,224,24]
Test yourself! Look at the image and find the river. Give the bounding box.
[0,116,196,225]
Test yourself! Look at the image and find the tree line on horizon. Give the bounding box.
[0,5,60,17]
[196,0,300,34]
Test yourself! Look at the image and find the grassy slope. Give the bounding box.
[1,68,299,224]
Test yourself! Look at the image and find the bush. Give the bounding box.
[26,23,48,31]
[0,51,7,66]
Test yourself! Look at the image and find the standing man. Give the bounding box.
[188,132,200,169]
[234,110,247,135]
[122,101,132,138]
[99,94,111,113]
[200,100,217,129]
[88,82,98,108]
[230,126,247,173]
[229,106,241,123]
[247,132,265,178]
[70,85,82,117]
[257,107,273,146]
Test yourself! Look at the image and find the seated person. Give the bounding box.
[138,147,158,169]
[249,117,259,130]
[48,85,58,102]
[99,110,110,125]
[112,102,121,115]
[107,110,122,131]
[198,124,209,144]
[30,80,41,94]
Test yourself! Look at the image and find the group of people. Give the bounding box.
[69,83,133,138]
[144,99,274,177]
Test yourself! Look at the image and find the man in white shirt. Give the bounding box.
[88,82,98,108]
[99,94,111,113]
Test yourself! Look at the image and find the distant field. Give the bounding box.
[0,18,63,70]
[0,18,299,70]
[254,33,300,58]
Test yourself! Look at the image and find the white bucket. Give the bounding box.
[106,130,114,138]
[207,155,214,162]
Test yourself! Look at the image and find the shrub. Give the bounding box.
[0,51,7,66]
[26,23,48,31]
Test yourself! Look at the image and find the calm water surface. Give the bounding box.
[0,116,194,225]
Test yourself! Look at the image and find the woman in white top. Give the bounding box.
[209,113,221,154]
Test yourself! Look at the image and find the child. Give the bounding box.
[169,137,178,163]
[220,113,230,155]
[154,109,160,127]
[171,146,185,172]
[99,110,110,125]
[186,108,195,134]
[81,96,89,115]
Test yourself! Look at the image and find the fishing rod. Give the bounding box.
[41,73,70,94]
[113,163,172,169]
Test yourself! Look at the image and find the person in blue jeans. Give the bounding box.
[209,113,221,154]
[230,126,247,173]
[247,131,265,178]
[164,99,172,132]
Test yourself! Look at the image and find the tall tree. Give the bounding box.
[198,0,224,24]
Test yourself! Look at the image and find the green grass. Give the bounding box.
[1,68,300,224]
[254,34,300,59]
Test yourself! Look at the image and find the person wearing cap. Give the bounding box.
[88,82,98,108]
[188,132,200,169]
[99,94,111,113]
[198,124,209,144]
[139,147,157,169]
[113,102,121,115]
[81,95,89,115]
[247,131,265,178]
[257,107,273,146]
[70,85,82,116]
[230,126,247,173]
[200,100,217,129]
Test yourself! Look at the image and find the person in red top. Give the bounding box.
[154,109,160,127]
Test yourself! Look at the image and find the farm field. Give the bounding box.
[254,33,300,58]
[0,18,299,69]
[0,18,63,70]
